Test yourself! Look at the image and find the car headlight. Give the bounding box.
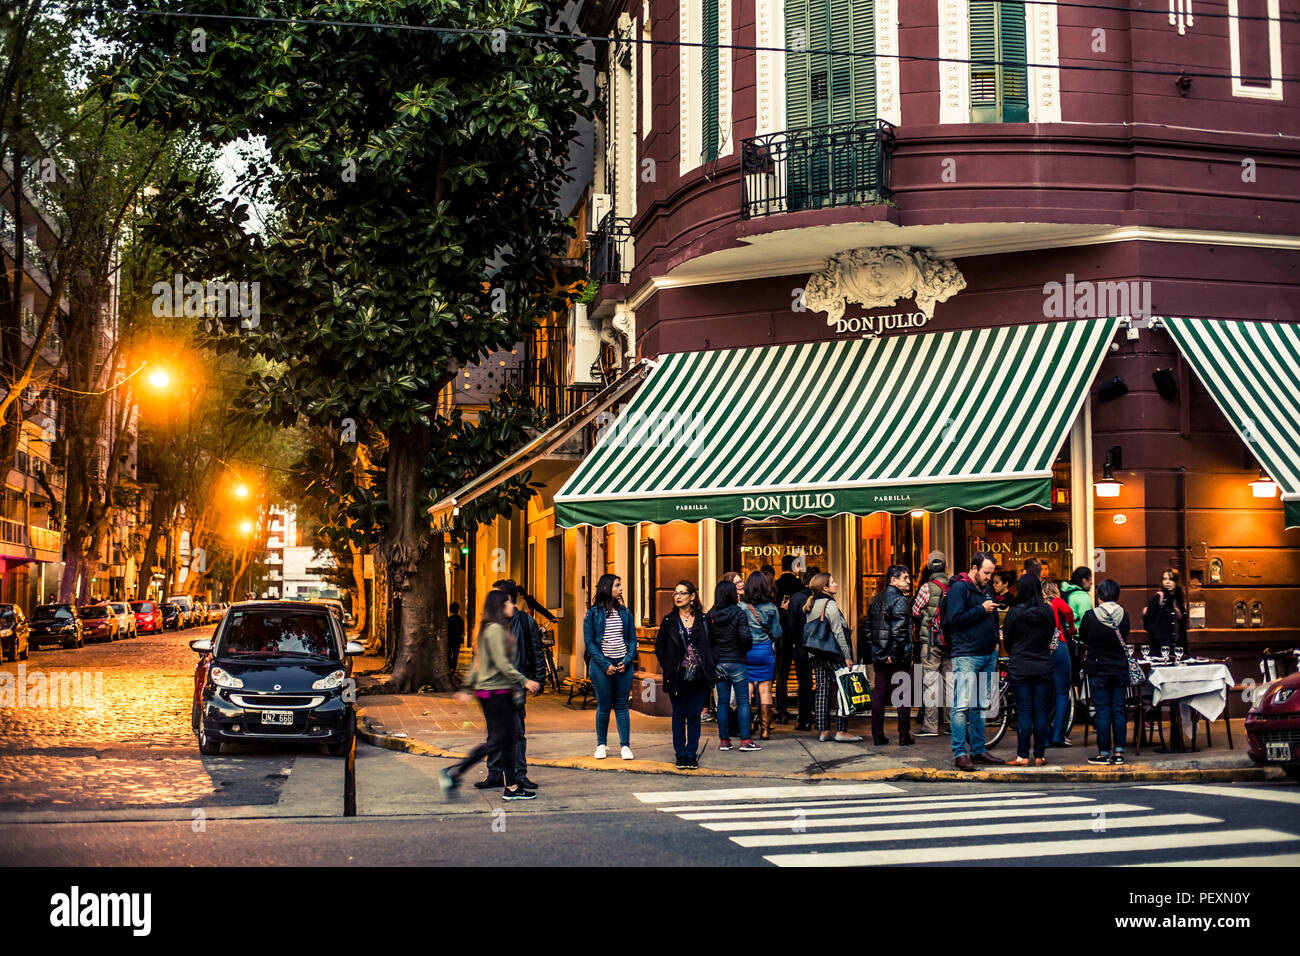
[0,628,11,638]
[210,667,244,689]
[62,623,76,632]
[312,669,347,690]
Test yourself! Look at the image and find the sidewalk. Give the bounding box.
[354,667,1273,784]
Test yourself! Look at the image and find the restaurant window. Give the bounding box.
[954,461,1073,580]
[857,511,930,619]
[735,517,828,578]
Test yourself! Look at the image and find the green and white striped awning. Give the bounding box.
[1164,317,1300,530]
[554,318,1118,527]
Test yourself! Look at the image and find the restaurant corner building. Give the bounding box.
[431,0,1300,717]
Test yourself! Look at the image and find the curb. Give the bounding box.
[354,715,1278,785]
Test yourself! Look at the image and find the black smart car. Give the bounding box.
[161,602,181,630]
[31,604,83,649]
[190,601,363,757]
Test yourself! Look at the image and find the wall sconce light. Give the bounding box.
[1233,601,1247,627]
[1095,447,1123,498]
[1250,601,1263,628]
[1249,470,1278,498]
[1098,376,1129,402]
[1152,368,1178,399]
[1208,557,1223,585]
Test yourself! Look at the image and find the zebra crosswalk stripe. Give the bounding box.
[732,811,1216,849]
[1127,853,1300,867]
[702,800,1146,832]
[1138,784,1300,806]
[654,790,1048,814]
[762,828,1300,867]
[632,783,903,804]
[685,795,1091,824]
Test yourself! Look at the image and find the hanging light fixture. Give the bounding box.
[1249,470,1278,498]
[1094,455,1123,498]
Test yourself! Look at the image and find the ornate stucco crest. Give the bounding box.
[803,247,966,325]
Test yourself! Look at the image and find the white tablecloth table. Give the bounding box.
[1146,662,1236,726]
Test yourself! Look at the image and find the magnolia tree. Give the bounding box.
[106,0,588,690]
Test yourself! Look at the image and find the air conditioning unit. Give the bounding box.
[567,302,602,386]
[587,193,612,232]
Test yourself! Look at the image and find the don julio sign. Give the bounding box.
[832,311,931,338]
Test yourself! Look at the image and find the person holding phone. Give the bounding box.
[583,574,638,760]
[946,552,1007,771]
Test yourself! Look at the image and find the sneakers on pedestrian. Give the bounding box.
[502,787,537,800]
[594,744,607,759]
[675,756,690,770]
[687,754,699,769]
[913,730,940,737]
[1087,753,1112,765]
[621,745,634,760]
[738,739,762,751]
[438,769,458,800]
[473,776,504,790]
[701,712,717,723]
[1110,752,1126,765]
[718,739,733,751]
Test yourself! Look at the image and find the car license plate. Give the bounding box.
[1266,742,1293,762]
[261,710,294,726]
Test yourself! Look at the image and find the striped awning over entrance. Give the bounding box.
[1164,317,1300,530]
[554,318,1118,527]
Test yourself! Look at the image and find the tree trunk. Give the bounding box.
[349,541,366,635]
[384,421,452,692]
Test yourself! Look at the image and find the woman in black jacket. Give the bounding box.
[706,578,758,752]
[1001,574,1056,766]
[655,580,714,770]
[1079,578,1133,765]
[1142,568,1187,657]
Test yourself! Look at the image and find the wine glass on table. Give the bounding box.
[1140,644,1151,661]
[1174,646,1185,665]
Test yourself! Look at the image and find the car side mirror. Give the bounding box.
[190,638,212,653]
[345,641,364,655]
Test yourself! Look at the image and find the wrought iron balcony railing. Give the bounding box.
[740,119,896,219]
[587,213,633,286]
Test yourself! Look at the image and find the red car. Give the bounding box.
[131,600,164,634]
[79,603,120,642]
[1246,671,1300,782]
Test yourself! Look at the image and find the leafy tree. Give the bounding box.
[106,0,589,690]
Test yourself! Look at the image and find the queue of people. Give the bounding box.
[441,551,1191,797]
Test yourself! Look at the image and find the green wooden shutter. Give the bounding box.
[849,0,876,124]
[969,1,998,122]
[703,0,719,161]
[998,0,1028,122]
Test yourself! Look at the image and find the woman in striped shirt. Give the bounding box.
[583,574,638,760]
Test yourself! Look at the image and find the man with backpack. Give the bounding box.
[910,551,951,737]
[944,552,1006,771]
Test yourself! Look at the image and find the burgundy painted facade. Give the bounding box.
[581,0,1300,696]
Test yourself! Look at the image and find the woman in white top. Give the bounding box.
[582,574,637,759]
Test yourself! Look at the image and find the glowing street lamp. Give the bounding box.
[233,483,250,499]
[148,368,171,390]
[238,519,255,537]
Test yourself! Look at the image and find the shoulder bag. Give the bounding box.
[802,599,842,656]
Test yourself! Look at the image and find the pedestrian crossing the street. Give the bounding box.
[633,784,1300,867]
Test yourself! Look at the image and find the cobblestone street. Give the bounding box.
[0,625,294,810]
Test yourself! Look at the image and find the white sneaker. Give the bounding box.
[594,744,607,759]
[621,745,634,760]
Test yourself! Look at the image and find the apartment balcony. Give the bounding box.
[0,518,61,561]
[266,554,283,566]
[587,213,633,286]
[740,119,896,220]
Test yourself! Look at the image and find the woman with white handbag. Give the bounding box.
[801,573,861,743]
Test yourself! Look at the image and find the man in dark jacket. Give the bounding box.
[772,555,804,724]
[480,581,545,789]
[866,565,914,746]
[947,552,1005,770]
[783,567,819,730]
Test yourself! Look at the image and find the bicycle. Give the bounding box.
[985,655,1077,749]
[539,626,561,693]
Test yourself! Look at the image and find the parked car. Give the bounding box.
[110,602,137,639]
[310,598,353,627]
[167,595,194,628]
[79,604,120,643]
[1246,670,1300,782]
[31,604,83,649]
[207,602,227,623]
[131,600,164,634]
[0,604,29,662]
[161,602,182,631]
[189,601,363,757]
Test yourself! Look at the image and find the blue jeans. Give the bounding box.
[670,684,710,759]
[715,662,750,741]
[591,665,634,747]
[1013,676,1053,759]
[950,652,997,758]
[1090,676,1128,755]
[1050,642,1073,743]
